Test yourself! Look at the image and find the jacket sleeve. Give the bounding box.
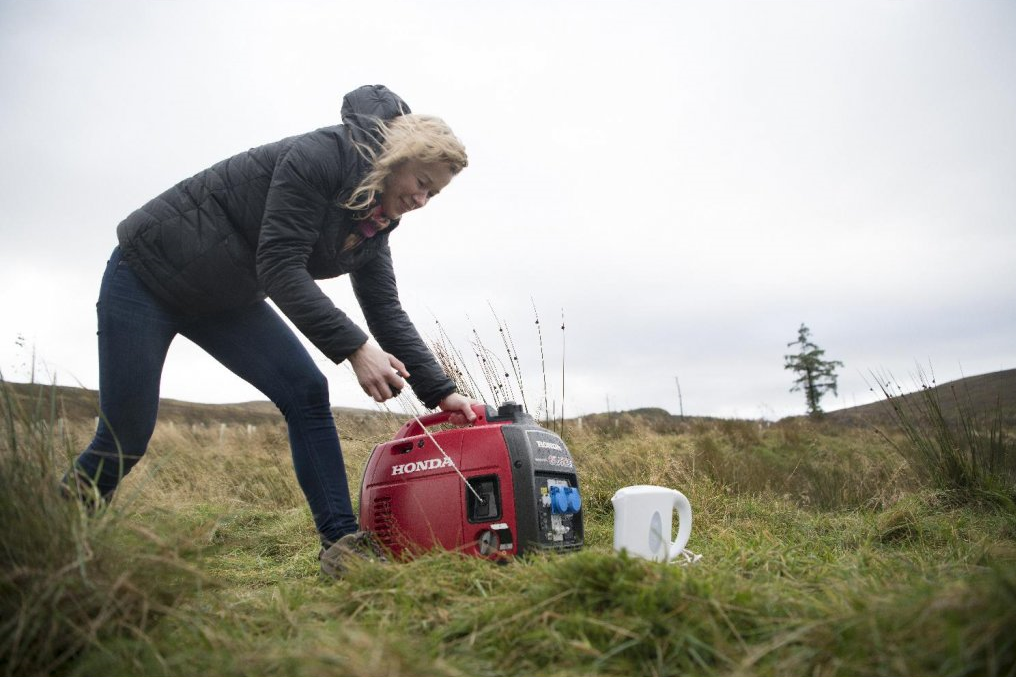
[350,242,457,409]
[256,138,369,362]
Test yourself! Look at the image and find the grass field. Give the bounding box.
[2,380,1014,676]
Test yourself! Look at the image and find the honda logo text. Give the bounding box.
[391,457,454,476]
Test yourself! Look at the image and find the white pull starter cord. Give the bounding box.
[393,390,485,504]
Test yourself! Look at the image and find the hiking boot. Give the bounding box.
[319,530,388,578]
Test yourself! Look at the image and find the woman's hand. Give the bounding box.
[348,342,409,402]
[439,392,478,426]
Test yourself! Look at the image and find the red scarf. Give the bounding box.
[343,202,391,252]
[358,203,391,239]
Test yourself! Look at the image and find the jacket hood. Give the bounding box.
[341,84,411,150]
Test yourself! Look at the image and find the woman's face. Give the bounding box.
[380,159,455,220]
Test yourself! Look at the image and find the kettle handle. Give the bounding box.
[667,490,693,561]
[394,404,488,439]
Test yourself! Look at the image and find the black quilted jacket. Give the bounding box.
[116,85,455,408]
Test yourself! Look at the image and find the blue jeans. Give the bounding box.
[67,247,357,545]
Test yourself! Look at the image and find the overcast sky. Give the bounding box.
[1,0,1013,421]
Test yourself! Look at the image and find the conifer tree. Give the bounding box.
[784,323,843,417]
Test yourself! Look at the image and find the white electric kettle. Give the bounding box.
[611,485,693,562]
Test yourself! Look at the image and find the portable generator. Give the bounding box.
[358,402,583,560]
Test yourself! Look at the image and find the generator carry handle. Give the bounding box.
[394,404,489,439]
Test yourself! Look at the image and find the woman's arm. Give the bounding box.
[256,135,370,362]
[350,241,459,409]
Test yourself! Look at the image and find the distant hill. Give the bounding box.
[5,368,1012,433]
[0,381,396,427]
[567,369,1016,433]
[822,368,1016,429]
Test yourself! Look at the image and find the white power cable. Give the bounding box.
[678,549,703,565]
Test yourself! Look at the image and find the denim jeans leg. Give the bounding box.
[68,248,178,500]
[183,302,358,545]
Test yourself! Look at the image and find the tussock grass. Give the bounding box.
[3,378,1015,675]
[874,367,1016,509]
[0,380,200,675]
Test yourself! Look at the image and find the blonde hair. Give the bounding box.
[344,113,468,213]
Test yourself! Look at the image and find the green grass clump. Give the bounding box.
[874,368,1016,509]
[58,491,1016,676]
[0,380,200,675]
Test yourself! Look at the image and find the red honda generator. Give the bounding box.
[359,402,583,560]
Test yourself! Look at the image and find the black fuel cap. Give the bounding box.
[498,401,524,418]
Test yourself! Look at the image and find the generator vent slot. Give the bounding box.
[372,497,395,546]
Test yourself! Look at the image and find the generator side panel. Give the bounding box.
[360,431,467,557]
